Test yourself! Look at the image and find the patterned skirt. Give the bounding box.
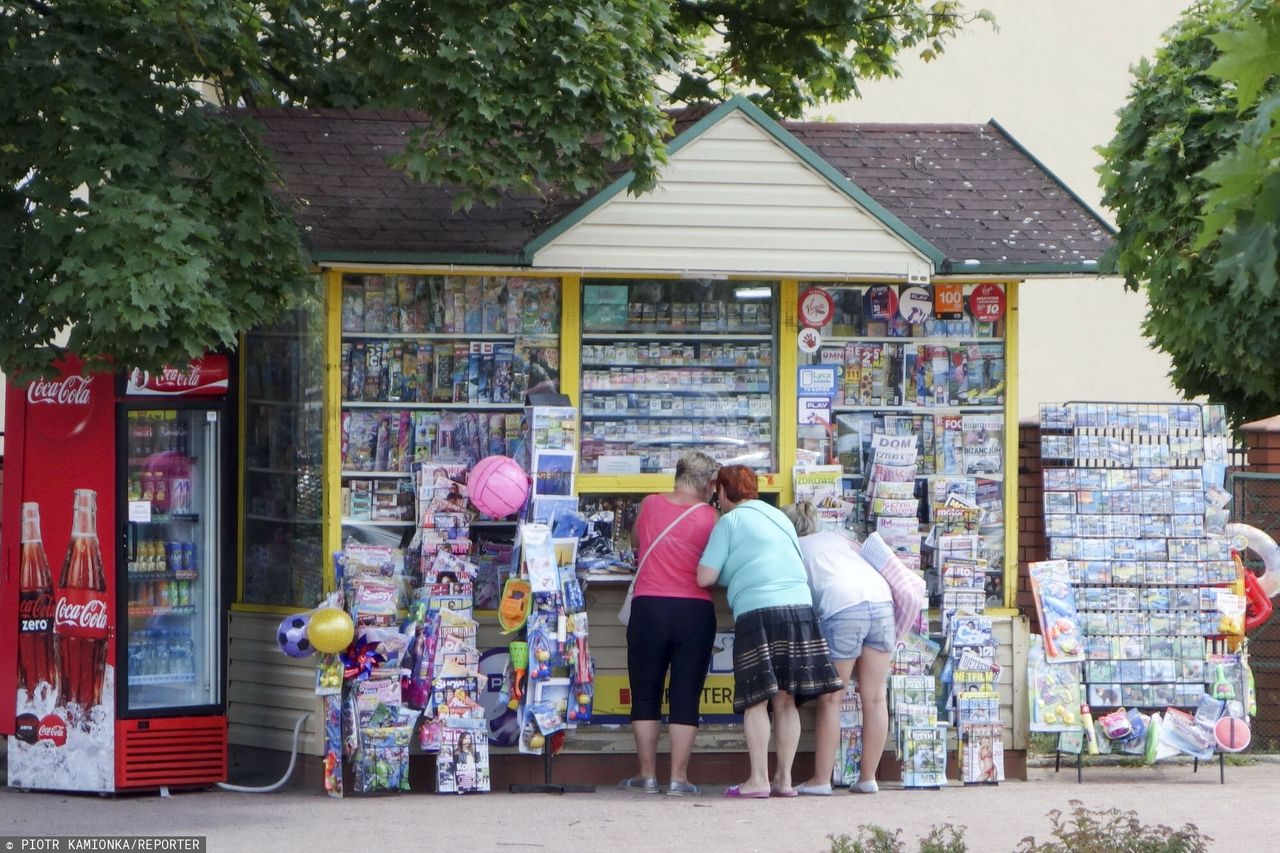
[731,604,843,713]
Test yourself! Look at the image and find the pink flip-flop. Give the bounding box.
[723,785,769,799]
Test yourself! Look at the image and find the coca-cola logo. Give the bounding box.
[38,714,68,747]
[54,592,110,640]
[19,591,54,620]
[26,375,92,406]
[126,355,228,396]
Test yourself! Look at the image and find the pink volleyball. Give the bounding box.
[468,455,530,519]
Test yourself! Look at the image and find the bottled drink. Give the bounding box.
[18,502,59,698]
[55,489,109,718]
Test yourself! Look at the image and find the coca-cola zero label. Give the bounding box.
[14,713,39,744]
[19,590,54,632]
[54,590,110,640]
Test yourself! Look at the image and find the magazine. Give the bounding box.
[901,726,947,788]
[960,722,1004,784]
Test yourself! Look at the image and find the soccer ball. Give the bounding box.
[468,455,530,519]
[277,613,314,658]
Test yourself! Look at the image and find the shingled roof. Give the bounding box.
[246,99,1113,273]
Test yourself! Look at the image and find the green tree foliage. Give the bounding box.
[1,0,990,377]
[1098,0,1280,424]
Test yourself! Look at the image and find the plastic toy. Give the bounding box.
[1213,664,1236,700]
[1079,704,1099,756]
[1215,715,1252,752]
[498,577,532,634]
[507,641,528,710]
[277,613,314,658]
[468,455,530,519]
[1098,708,1132,740]
[309,607,355,654]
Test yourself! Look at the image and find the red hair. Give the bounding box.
[715,465,759,503]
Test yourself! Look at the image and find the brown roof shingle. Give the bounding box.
[245,104,1112,270]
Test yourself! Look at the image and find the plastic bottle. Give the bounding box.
[1080,704,1100,755]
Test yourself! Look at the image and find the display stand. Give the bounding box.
[509,741,596,794]
[1052,749,1225,785]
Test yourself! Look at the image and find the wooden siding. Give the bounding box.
[228,587,1029,755]
[532,112,932,279]
[227,611,326,755]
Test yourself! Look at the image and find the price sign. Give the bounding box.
[798,287,835,328]
[968,283,1007,322]
[933,283,964,320]
[864,285,898,321]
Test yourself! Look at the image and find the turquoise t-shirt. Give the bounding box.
[700,500,813,619]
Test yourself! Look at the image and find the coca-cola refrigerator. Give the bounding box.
[2,355,233,792]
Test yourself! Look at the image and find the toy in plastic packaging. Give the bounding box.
[1157,707,1214,761]
[1098,707,1132,740]
[530,701,566,735]
[1028,560,1085,663]
[497,577,532,634]
[519,523,560,593]
[323,694,344,798]
[1027,643,1082,732]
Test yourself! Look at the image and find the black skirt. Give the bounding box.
[731,604,843,713]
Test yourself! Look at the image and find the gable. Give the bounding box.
[529,109,934,280]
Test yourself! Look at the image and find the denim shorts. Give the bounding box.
[820,601,895,659]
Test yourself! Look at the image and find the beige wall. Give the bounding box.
[820,0,1191,419]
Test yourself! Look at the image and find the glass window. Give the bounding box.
[240,293,325,608]
[579,278,776,474]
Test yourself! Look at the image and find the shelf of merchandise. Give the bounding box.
[341,332,519,341]
[341,518,415,527]
[245,513,321,525]
[341,401,524,411]
[128,673,197,686]
[581,332,772,342]
[831,405,1004,414]
[340,470,413,479]
[245,466,308,476]
[128,601,195,614]
[127,570,200,581]
[819,335,1003,345]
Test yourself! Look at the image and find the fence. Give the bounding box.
[1229,471,1280,750]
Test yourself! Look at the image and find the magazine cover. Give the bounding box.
[437,726,491,794]
[960,722,1004,784]
[901,726,947,788]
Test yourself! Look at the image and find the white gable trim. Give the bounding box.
[530,110,933,281]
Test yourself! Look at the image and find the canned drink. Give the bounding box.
[182,542,195,574]
[168,581,180,608]
[165,542,178,573]
[181,580,192,607]
[157,580,168,607]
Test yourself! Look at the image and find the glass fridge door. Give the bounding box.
[123,407,222,713]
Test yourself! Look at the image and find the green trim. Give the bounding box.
[939,260,1112,276]
[524,96,945,266]
[310,250,528,266]
[987,119,1118,238]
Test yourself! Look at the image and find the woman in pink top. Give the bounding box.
[618,451,719,797]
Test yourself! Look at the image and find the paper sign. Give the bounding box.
[128,501,152,523]
[864,285,898,321]
[798,287,835,327]
[968,283,1006,321]
[934,283,964,320]
[799,397,832,425]
[597,456,642,475]
[899,286,934,324]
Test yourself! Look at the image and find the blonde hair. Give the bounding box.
[674,451,719,492]
[781,500,819,537]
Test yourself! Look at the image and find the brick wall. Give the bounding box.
[1245,417,1280,473]
[1016,422,1046,635]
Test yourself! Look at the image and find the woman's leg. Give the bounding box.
[769,691,801,794]
[854,647,893,784]
[800,657,854,788]
[625,598,670,783]
[665,600,717,786]
[740,700,773,795]
[632,720,660,781]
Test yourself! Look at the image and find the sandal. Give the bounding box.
[723,784,769,799]
[665,780,701,797]
[618,776,659,794]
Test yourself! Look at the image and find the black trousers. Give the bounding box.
[626,596,716,726]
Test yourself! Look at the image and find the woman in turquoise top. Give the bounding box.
[697,465,842,798]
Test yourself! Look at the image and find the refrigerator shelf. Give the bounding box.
[127,673,197,686]
[135,513,201,524]
[127,570,200,581]
[128,605,197,617]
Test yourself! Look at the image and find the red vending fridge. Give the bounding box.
[2,356,232,792]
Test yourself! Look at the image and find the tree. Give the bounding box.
[1,0,991,378]
[1097,0,1280,424]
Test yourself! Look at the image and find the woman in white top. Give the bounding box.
[781,500,895,795]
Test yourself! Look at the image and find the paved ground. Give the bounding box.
[0,762,1270,851]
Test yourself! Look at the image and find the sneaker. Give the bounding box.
[850,780,879,794]
[665,780,701,797]
[618,776,659,794]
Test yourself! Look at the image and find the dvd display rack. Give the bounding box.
[1037,401,1234,712]
[338,273,562,544]
[578,278,777,474]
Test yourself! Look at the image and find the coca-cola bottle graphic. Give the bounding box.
[18,502,60,699]
[55,489,110,721]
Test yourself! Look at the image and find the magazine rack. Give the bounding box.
[1053,747,1226,785]
[509,739,596,794]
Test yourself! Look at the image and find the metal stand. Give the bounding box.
[509,740,596,794]
[1056,750,1226,785]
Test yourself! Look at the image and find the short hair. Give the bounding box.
[674,451,719,491]
[781,501,819,537]
[715,464,759,503]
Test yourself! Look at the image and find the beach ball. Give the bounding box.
[309,607,355,654]
[277,613,314,658]
[469,455,530,519]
